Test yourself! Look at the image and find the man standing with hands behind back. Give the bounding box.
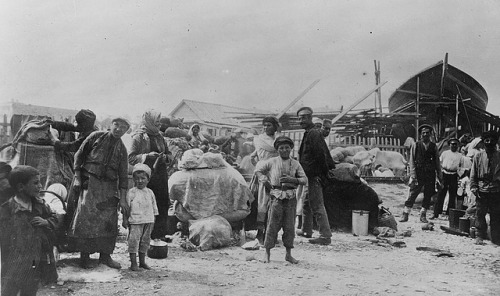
[296,107,335,245]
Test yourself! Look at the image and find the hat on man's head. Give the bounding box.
[312,117,323,125]
[274,136,294,150]
[447,138,459,145]
[481,130,499,142]
[296,107,313,116]
[75,109,96,126]
[262,116,280,128]
[418,124,433,132]
[112,117,131,128]
[132,163,152,178]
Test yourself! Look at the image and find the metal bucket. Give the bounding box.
[449,209,466,229]
[352,210,369,236]
[458,217,470,233]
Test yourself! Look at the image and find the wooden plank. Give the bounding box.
[276,79,321,119]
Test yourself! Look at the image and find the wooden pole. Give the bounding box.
[455,94,459,135]
[276,79,321,119]
[330,81,388,125]
[416,76,420,140]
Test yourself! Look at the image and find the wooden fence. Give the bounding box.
[281,129,409,160]
[0,114,10,147]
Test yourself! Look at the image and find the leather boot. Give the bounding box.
[139,252,152,270]
[420,212,428,223]
[129,253,139,271]
[399,212,409,222]
[80,252,92,269]
[297,215,303,229]
[99,253,121,269]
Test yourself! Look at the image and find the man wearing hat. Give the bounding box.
[400,124,442,223]
[296,107,335,245]
[67,117,130,269]
[433,138,464,219]
[312,117,323,129]
[49,109,98,153]
[471,130,500,245]
[255,136,307,263]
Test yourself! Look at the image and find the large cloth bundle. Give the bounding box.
[168,165,251,223]
[188,215,232,251]
[15,142,74,189]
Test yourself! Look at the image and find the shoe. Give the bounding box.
[309,237,331,245]
[475,237,485,245]
[296,229,312,238]
[399,212,409,222]
[99,253,122,269]
[420,212,428,223]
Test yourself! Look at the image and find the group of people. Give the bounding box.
[400,124,499,246]
[2,105,500,295]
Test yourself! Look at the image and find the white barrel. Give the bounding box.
[352,210,369,236]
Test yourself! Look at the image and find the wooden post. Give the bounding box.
[416,76,420,140]
[455,94,459,135]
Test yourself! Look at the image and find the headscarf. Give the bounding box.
[140,110,162,136]
[132,163,152,178]
[75,109,96,127]
[188,124,207,142]
[46,183,68,202]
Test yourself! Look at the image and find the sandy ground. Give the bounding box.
[38,183,500,296]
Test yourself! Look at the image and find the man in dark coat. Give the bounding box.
[400,124,442,223]
[296,107,335,245]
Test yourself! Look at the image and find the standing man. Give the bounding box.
[470,130,500,245]
[400,124,442,223]
[296,107,335,245]
[322,119,332,144]
[433,138,463,219]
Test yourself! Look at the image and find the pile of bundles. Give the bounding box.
[7,120,74,188]
[323,163,382,232]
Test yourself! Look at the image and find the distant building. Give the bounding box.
[168,99,267,137]
[0,101,79,144]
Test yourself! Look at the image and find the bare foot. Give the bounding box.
[285,255,298,264]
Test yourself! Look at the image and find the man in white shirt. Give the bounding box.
[433,138,463,219]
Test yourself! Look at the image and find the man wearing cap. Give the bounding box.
[400,124,442,223]
[255,136,307,263]
[433,138,464,219]
[470,130,500,245]
[250,116,280,244]
[48,109,98,153]
[68,117,130,269]
[296,107,335,245]
[312,117,323,129]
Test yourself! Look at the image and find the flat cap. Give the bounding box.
[296,107,313,116]
[418,124,433,132]
[274,136,294,150]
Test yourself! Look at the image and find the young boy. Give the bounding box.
[123,163,158,271]
[255,136,307,264]
[0,165,58,295]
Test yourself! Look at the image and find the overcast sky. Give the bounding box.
[1,0,500,120]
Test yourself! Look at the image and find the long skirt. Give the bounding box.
[68,174,118,254]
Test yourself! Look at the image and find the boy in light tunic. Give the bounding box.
[255,136,307,264]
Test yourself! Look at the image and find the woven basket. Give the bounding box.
[378,206,398,231]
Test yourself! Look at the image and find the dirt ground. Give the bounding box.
[39,183,499,296]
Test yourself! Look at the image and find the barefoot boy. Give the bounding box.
[123,163,158,271]
[255,136,307,264]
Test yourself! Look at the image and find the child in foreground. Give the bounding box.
[0,165,58,295]
[123,163,158,271]
[254,136,307,264]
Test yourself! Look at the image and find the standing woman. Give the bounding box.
[250,116,280,244]
[69,118,130,269]
[129,110,171,240]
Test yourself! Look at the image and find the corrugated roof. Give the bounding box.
[169,99,269,126]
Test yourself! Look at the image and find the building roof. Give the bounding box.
[8,102,78,120]
[168,99,269,127]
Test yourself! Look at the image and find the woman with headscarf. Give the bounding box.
[249,116,280,244]
[68,117,130,269]
[187,124,207,148]
[129,110,172,241]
